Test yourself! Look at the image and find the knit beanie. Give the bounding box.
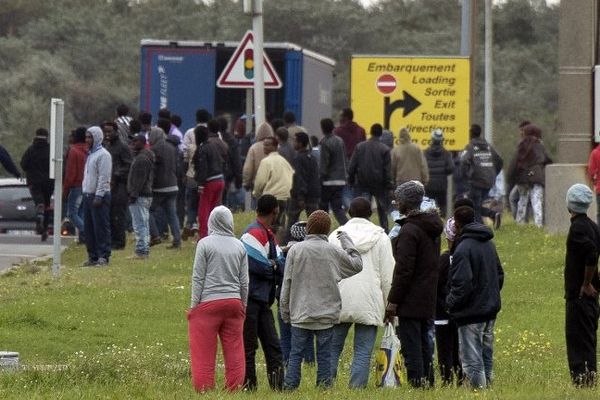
[566,183,593,214]
[394,180,425,211]
[444,217,457,241]
[431,129,443,143]
[306,210,331,235]
[290,221,307,242]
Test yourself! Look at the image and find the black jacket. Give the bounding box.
[193,141,224,186]
[460,137,503,190]
[564,214,600,301]
[104,138,132,185]
[127,148,155,198]
[425,143,454,193]
[149,131,178,191]
[166,134,185,182]
[222,131,242,188]
[446,222,504,325]
[388,210,443,319]
[291,149,321,202]
[348,137,393,191]
[320,134,347,184]
[20,138,52,187]
[0,145,21,178]
[436,251,451,320]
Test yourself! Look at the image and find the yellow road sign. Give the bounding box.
[351,56,470,150]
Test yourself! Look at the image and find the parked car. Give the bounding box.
[0,178,37,234]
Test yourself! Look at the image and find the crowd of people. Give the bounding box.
[1,105,598,392]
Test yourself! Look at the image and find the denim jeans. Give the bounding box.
[277,307,315,365]
[129,197,152,256]
[396,318,435,387]
[82,193,111,262]
[149,191,181,244]
[458,319,495,389]
[330,323,378,388]
[284,326,334,390]
[353,188,391,233]
[66,187,84,241]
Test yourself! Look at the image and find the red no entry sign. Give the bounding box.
[376,74,397,94]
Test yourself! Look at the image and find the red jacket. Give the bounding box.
[334,121,366,160]
[588,146,600,194]
[63,142,88,197]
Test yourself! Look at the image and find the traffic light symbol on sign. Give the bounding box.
[244,49,254,79]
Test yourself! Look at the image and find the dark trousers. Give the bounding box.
[319,185,348,226]
[286,197,318,242]
[435,322,463,385]
[429,189,448,218]
[110,182,128,249]
[353,187,390,232]
[468,187,489,223]
[82,193,111,262]
[243,299,284,391]
[397,317,435,388]
[566,297,599,387]
[29,183,53,234]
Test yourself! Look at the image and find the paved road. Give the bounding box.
[0,234,73,272]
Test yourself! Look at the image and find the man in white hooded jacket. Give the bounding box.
[328,197,395,388]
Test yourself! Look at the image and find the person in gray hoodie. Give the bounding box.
[81,126,112,266]
[188,206,249,392]
[280,210,363,390]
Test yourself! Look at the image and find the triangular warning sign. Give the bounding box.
[217,30,282,89]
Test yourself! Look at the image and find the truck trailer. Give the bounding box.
[140,39,335,136]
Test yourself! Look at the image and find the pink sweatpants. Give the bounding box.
[187,298,246,392]
[197,179,225,239]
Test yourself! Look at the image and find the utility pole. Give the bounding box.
[460,0,477,125]
[247,0,266,128]
[49,98,64,279]
[484,0,493,144]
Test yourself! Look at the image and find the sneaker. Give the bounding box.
[82,259,97,267]
[181,227,192,241]
[149,237,162,247]
[96,258,109,266]
[494,212,502,230]
[167,242,181,249]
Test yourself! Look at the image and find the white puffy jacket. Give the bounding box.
[328,218,395,326]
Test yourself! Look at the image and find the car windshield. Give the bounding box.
[0,186,32,202]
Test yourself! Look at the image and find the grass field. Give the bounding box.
[0,213,597,399]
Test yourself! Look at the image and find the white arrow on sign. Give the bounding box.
[217,30,282,89]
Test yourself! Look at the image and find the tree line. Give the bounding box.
[0,0,557,165]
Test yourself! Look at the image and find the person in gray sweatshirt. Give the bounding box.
[280,210,363,390]
[188,205,249,392]
[82,126,112,266]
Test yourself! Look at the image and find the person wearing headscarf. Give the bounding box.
[507,123,552,227]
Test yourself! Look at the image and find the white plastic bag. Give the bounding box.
[375,322,405,388]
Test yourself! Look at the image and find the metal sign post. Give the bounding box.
[251,0,266,127]
[49,98,64,279]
